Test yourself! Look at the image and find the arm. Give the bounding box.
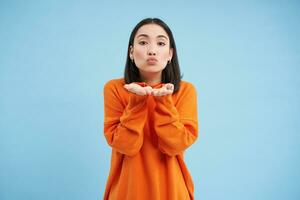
[153,84,198,156]
[103,81,148,156]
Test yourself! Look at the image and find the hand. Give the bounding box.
[151,83,174,96]
[124,83,152,96]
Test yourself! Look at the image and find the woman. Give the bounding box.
[103,18,198,200]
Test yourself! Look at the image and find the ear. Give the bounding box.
[129,45,134,60]
[169,48,173,61]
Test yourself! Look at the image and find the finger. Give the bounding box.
[144,86,152,95]
[165,90,173,95]
[134,87,147,96]
[158,87,172,96]
[124,84,129,90]
[132,83,143,88]
[124,84,135,90]
[165,83,174,91]
[136,91,146,96]
[157,88,167,96]
[151,89,159,96]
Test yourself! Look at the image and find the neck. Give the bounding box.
[140,71,162,86]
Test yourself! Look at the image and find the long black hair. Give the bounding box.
[124,18,182,93]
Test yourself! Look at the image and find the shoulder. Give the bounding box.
[174,80,197,100]
[104,77,125,90]
[103,78,128,107]
[178,80,197,94]
[103,77,127,100]
[172,80,197,107]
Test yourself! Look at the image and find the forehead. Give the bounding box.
[135,24,169,39]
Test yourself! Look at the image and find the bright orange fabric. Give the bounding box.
[103,78,198,200]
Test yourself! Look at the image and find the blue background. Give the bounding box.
[1,0,299,199]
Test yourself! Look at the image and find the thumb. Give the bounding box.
[165,83,174,91]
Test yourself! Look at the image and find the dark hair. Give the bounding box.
[124,18,182,93]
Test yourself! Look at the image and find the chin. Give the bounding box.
[138,65,165,73]
[143,68,164,73]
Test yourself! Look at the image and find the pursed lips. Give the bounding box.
[147,57,158,62]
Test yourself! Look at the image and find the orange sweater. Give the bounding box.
[103,78,198,200]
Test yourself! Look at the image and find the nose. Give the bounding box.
[147,46,156,56]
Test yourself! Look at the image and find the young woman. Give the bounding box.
[103,18,198,200]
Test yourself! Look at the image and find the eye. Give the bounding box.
[158,42,166,46]
[138,41,147,45]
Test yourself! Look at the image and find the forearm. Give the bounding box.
[104,93,148,156]
[153,94,198,156]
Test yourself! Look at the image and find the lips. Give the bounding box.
[147,57,158,64]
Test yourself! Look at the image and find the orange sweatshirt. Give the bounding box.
[103,78,198,200]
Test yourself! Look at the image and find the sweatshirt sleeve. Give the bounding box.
[103,81,148,156]
[153,83,198,156]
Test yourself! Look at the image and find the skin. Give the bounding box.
[124,83,174,96]
[124,23,174,96]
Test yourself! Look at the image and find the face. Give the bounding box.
[129,24,173,76]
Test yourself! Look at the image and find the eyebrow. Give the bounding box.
[136,34,168,40]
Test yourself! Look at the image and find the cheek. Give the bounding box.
[160,50,171,60]
[133,46,145,58]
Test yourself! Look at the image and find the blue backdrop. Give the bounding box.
[1,0,299,199]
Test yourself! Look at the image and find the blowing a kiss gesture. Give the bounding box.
[103,18,199,200]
